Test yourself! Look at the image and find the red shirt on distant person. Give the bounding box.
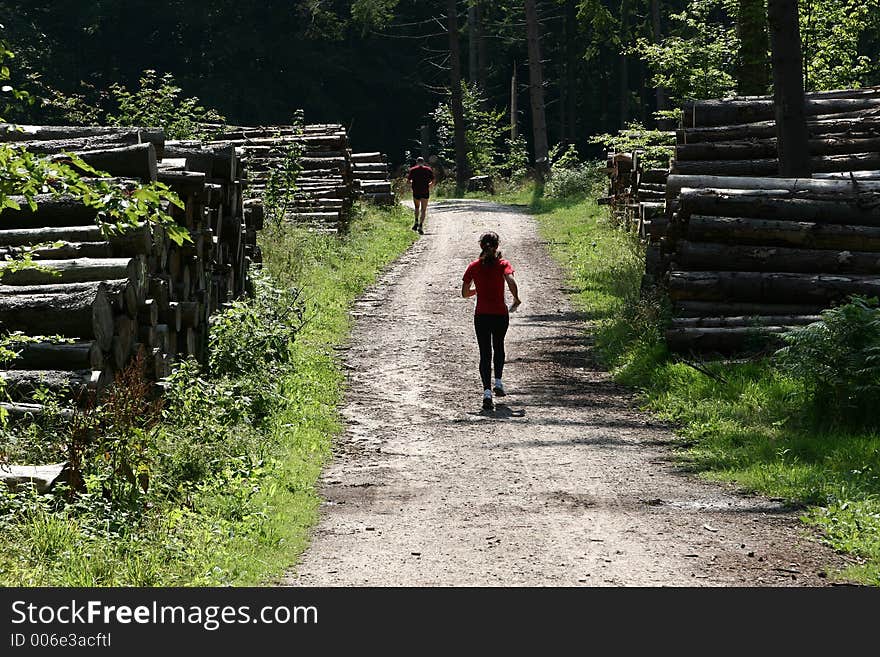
[407,162,435,197]
[462,258,515,315]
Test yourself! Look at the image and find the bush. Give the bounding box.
[775,296,880,428]
[209,270,304,377]
[544,144,602,199]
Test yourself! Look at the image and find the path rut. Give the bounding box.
[284,199,849,586]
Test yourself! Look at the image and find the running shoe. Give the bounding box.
[411,223,419,232]
[482,395,494,411]
[417,225,424,234]
[493,382,506,397]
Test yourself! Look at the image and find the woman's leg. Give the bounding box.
[491,314,510,382]
[473,315,493,391]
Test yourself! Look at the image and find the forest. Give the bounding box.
[3,1,879,169]
[2,0,880,594]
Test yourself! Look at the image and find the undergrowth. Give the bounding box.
[0,202,416,585]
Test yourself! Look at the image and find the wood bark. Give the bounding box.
[668,270,880,303]
[6,342,104,371]
[671,315,821,328]
[673,240,880,274]
[0,369,107,403]
[673,300,828,317]
[666,326,787,353]
[524,0,550,174]
[0,286,114,349]
[677,188,880,226]
[448,0,470,191]
[686,215,880,252]
[0,256,146,289]
[53,143,158,182]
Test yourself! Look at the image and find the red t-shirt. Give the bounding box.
[407,165,435,195]
[462,258,514,315]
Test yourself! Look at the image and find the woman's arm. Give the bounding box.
[461,279,476,298]
[505,273,521,307]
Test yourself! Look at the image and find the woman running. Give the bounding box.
[461,231,521,410]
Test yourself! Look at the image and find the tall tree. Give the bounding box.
[767,0,810,176]
[737,0,770,95]
[448,0,470,189]
[524,0,549,174]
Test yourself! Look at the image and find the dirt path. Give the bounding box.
[284,199,849,586]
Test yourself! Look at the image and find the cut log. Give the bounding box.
[677,188,880,226]
[1,402,74,423]
[0,241,113,260]
[0,462,69,493]
[673,240,880,274]
[673,300,829,317]
[52,143,158,182]
[676,136,880,161]
[672,152,880,176]
[0,194,99,228]
[668,270,880,303]
[5,341,104,371]
[0,257,146,291]
[666,174,880,200]
[682,96,880,128]
[0,286,114,350]
[666,325,789,353]
[686,215,880,252]
[0,124,164,154]
[670,315,821,328]
[0,369,108,403]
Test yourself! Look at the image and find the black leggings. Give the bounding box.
[474,313,509,390]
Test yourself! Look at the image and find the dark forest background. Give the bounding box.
[2,1,880,166]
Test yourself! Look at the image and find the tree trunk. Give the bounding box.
[0,369,108,404]
[511,63,519,141]
[673,240,880,274]
[0,256,146,289]
[674,152,880,176]
[0,286,114,349]
[618,0,631,128]
[476,2,488,95]
[524,0,550,175]
[677,188,880,225]
[686,215,880,252]
[737,0,770,95]
[768,0,809,175]
[673,300,827,317]
[650,0,669,121]
[448,0,470,191]
[666,326,788,353]
[6,342,104,371]
[668,270,880,304]
[468,3,478,85]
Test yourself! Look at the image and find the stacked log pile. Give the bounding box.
[172,123,356,231]
[673,87,880,178]
[351,152,395,204]
[0,124,259,416]
[659,175,880,355]
[599,149,671,233]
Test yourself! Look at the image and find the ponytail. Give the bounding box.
[478,231,502,265]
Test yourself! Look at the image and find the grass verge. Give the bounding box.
[528,190,880,586]
[0,202,416,585]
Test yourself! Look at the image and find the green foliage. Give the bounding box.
[802,0,880,91]
[107,70,226,140]
[775,296,880,429]
[262,119,304,226]
[544,144,598,199]
[630,0,739,101]
[589,121,675,168]
[209,270,305,377]
[433,83,507,176]
[505,135,529,183]
[351,0,400,31]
